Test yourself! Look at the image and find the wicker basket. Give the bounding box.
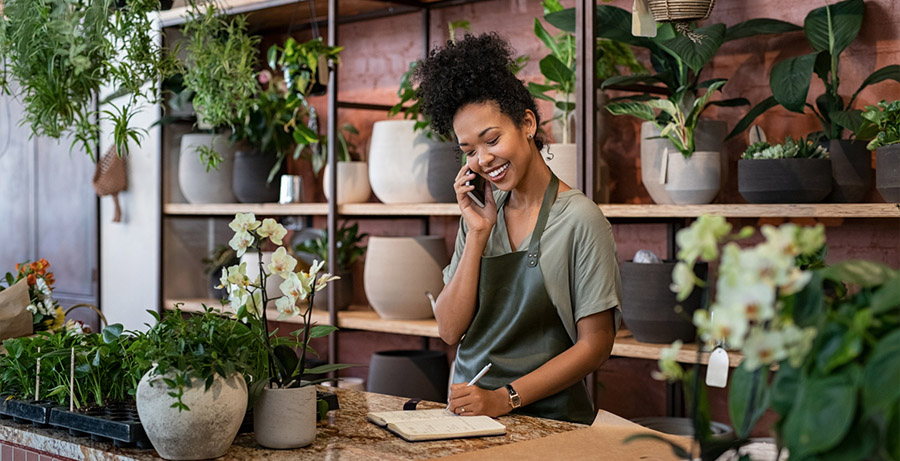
[648,0,716,22]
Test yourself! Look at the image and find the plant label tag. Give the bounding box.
[632,0,657,37]
[749,124,767,144]
[706,347,729,388]
[659,146,669,185]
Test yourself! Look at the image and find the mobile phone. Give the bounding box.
[465,169,486,208]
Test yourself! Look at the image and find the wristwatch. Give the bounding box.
[504,384,522,409]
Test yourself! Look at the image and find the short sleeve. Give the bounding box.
[442,217,467,285]
[570,209,623,332]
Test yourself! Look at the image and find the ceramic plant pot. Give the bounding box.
[312,269,353,311]
[664,151,721,205]
[368,120,457,204]
[738,158,832,204]
[631,417,733,439]
[240,251,281,305]
[323,161,372,204]
[876,144,900,202]
[136,371,247,460]
[640,120,727,204]
[826,139,872,203]
[253,385,317,449]
[543,143,578,189]
[364,236,447,320]
[233,149,280,203]
[367,350,450,402]
[620,261,707,344]
[178,133,237,204]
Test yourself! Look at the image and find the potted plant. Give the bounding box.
[738,135,832,203]
[645,215,899,460]
[860,100,900,202]
[178,4,259,204]
[606,80,729,204]
[219,212,351,448]
[135,307,256,460]
[0,0,180,158]
[319,123,372,205]
[727,0,900,202]
[294,221,368,310]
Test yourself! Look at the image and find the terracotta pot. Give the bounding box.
[137,371,247,460]
[364,236,447,320]
[620,261,707,344]
[738,158,832,204]
[640,121,727,204]
[825,139,872,203]
[367,350,450,402]
[664,151,721,205]
[253,385,316,449]
[323,161,371,204]
[876,144,900,202]
[233,150,280,203]
[178,134,237,204]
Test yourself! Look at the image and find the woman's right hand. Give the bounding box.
[454,164,497,234]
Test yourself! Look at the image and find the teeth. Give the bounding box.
[487,162,509,178]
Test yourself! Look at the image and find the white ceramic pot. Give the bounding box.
[136,370,247,460]
[368,120,458,204]
[364,236,448,320]
[323,161,371,204]
[640,121,727,204]
[253,385,316,449]
[240,251,281,305]
[664,151,721,205]
[543,143,578,189]
[178,133,237,204]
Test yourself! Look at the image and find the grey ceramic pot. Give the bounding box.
[738,158,832,204]
[620,261,707,344]
[233,150,280,203]
[367,350,450,402]
[631,417,733,438]
[876,144,900,202]
[826,139,872,203]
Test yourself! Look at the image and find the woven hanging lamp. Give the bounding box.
[647,0,716,42]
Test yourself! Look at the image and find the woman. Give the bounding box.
[417,33,623,425]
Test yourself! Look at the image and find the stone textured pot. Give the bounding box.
[253,385,316,449]
[738,158,832,204]
[313,269,353,311]
[620,261,707,344]
[368,120,457,204]
[664,151,721,205]
[543,143,578,188]
[136,371,247,460]
[178,133,237,204]
[876,144,900,202]
[240,251,281,305]
[323,161,371,204]
[367,350,450,402]
[364,236,447,320]
[233,149,280,203]
[826,139,872,203]
[640,120,727,204]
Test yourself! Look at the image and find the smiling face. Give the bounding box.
[453,101,540,192]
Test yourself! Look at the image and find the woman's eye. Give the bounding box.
[487,137,499,146]
[464,150,475,157]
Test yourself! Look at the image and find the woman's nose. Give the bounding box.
[477,150,494,167]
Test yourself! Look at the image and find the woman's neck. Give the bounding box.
[507,150,552,211]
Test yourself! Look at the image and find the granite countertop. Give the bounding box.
[0,387,584,460]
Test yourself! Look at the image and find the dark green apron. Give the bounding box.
[454,174,595,425]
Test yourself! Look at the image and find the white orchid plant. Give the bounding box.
[645,215,900,460]
[220,212,351,390]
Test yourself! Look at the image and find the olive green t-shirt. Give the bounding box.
[442,189,623,342]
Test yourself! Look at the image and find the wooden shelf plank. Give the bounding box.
[339,203,461,216]
[612,334,744,368]
[164,203,329,216]
[599,203,900,218]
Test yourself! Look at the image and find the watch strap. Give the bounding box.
[504,384,521,409]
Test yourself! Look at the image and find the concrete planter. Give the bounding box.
[876,144,900,202]
[233,149,280,203]
[826,139,872,203]
[621,261,707,344]
[664,151,721,205]
[323,161,371,204]
[640,120,727,204]
[178,134,237,204]
[364,236,447,320]
[136,371,247,460]
[738,158,832,204]
[253,385,316,449]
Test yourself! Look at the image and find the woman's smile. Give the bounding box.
[485,162,510,181]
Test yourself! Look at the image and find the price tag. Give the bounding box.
[706,347,729,388]
[632,0,657,37]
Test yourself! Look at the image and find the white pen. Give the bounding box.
[446,363,493,412]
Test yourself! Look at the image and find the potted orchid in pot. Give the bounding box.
[220,212,351,449]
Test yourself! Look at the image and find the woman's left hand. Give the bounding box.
[447,384,509,417]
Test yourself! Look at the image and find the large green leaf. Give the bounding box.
[770,53,817,113]
[539,54,573,87]
[533,18,560,59]
[606,101,656,121]
[804,0,864,56]
[600,73,664,90]
[820,260,897,288]
[782,371,857,458]
[544,7,575,33]
[708,98,750,108]
[687,79,727,123]
[770,363,801,415]
[725,18,802,42]
[849,65,900,107]
[862,329,900,414]
[819,420,878,461]
[726,96,779,140]
[659,23,726,73]
[870,275,900,314]
[592,4,657,48]
[729,365,770,439]
[792,272,825,327]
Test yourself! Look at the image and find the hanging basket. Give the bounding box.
[648,0,716,22]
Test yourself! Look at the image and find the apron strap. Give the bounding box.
[526,173,558,268]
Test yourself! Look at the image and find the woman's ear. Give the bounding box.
[522,109,537,137]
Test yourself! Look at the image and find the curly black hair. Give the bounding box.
[413,32,544,150]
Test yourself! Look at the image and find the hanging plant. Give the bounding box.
[0,0,180,158]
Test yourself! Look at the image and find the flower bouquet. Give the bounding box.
[1,259,64,333]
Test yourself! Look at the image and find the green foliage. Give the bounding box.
[268,37,342,99]
[740,135,830,160]
[294,221,368,271]
[858,100,900,150]
[729,0,900,141]
[308,123,362,177]
[0,0,180,158]
[201,244,238,276]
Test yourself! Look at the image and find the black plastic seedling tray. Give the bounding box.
[3,399,54,427]
[49,403,152,449]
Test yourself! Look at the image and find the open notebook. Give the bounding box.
[367,409,506,442]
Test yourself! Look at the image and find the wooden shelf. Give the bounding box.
[165,299,742,366]
[163,202,899,218]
